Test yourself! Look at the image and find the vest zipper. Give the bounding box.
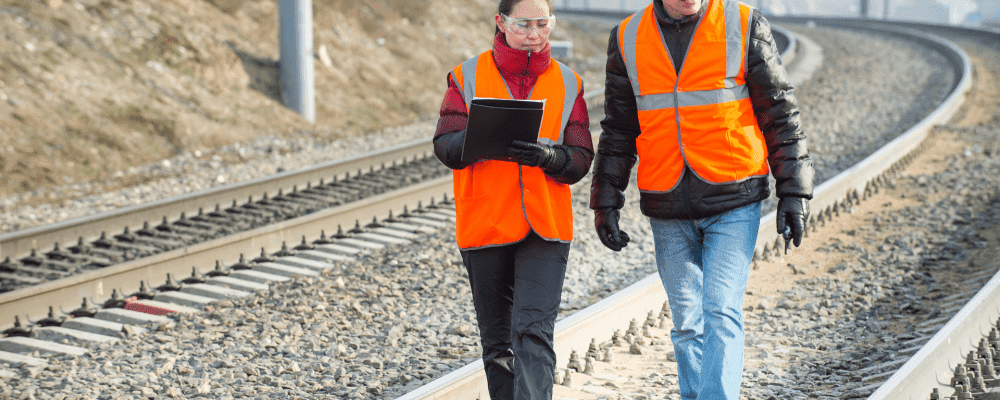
[521,50,532,99]
[674,21,691,216]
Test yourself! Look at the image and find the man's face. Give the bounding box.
[662,0,703,19]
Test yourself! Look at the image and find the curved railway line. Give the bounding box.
[1,12,999,400]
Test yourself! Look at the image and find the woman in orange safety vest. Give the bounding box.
[432,0,593,398]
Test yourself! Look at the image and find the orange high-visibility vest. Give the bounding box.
[449,50,581,250]
[618,0,769,193]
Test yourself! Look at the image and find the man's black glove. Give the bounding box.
[776,197,809,249]
[507,140,558,169]
[594,207,631,251]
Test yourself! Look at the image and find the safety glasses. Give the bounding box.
[501,14,556,36]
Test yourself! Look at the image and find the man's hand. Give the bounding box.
[594,207,631,251]
[506,140,557,168]
[776,197,809,250]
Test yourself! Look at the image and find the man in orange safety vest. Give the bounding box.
[589,0,814,398]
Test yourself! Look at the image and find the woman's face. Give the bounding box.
[495,0,552,53]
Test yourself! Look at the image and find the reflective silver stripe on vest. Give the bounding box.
[744,4,754,71]
[622,11,643,97]
[625,0,751,111]
[538,61,577,146]
[724,0,743,85]
[636,85,749,110]
[461,56,478,106]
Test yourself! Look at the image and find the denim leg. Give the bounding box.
[698,202,760,400]
[650,217,705,400]
[650,202,761,400]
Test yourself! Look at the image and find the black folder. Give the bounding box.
[461,98,545,163]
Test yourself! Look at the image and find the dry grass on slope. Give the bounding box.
[0,0,499,197]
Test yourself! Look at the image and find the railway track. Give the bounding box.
[0,149,458,332]
[393,14,995,400]
[0,11,996,400]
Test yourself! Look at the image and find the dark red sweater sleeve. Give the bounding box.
[553,82,594,185]
[433,73,472,170]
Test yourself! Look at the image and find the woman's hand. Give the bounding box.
[506,140,558,168]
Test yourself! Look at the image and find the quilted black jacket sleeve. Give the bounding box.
[747,12,814,199]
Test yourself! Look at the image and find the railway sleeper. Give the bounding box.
[225,203,273,218]
[410,211,454,222]
[370,226,421,240]
[274,256,336,272]
[94,308,169,326]
[173,213,233,233]
[204,276,269,292]
[61,317,145,337]
[0,273,42,285]
[353,232,411,246]
[191,212,253,231]
[153,291,219,309]
[9,264,71,279]
[155,218,211,239]
[0,337,88,357]
[404,216,449,228]
[384,221,438,234]
[313,180,364,196]
[227,269,291,285]
[0,349,46,367]
[271,194,325,210]
[180,283,250,300]
[251,262,321,278]
[136,223,192,244]
[287,190,337,204]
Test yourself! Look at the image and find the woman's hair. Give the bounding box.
[495,0,553,34]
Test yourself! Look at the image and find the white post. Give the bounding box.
[278,0,316,124]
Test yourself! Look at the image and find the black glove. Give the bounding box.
[506,140,558,168]
[594,207,631,251]
[776,197,809,249]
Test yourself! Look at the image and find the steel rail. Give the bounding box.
[0,176,453,330]
[396,17,973,400]
[0,138,436,262]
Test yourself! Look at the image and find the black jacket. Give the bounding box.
[589,0,814,220]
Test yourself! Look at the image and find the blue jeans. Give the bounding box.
[649,202,760,400]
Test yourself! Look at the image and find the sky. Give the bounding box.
[557,0,986,25]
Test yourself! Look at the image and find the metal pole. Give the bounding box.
[860,0,869,19]
[278,0,316,124]
[884,0,890,20]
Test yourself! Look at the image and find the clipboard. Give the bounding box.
[461,97,545,163]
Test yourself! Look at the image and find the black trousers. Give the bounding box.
[461,231,570,400]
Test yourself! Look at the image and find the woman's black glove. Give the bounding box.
[776,197,809,249]
[507,140,560,169]
[594,207,631,251]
